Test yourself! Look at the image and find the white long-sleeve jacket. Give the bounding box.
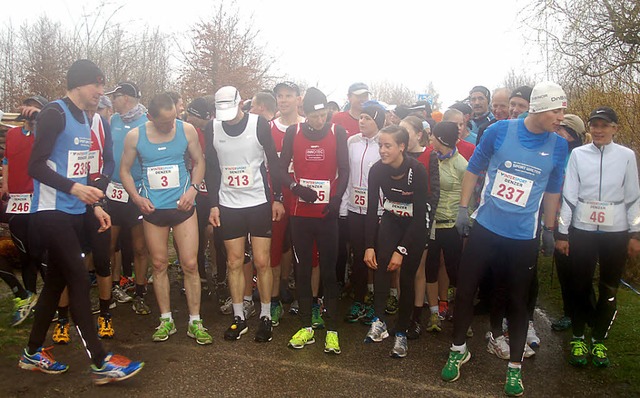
[559,141,640,234]
[340,133,383,216]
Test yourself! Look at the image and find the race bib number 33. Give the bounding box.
[106,182,129,203]
[490,170,533,208]
[148,165,180,189]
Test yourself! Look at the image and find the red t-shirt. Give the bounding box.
[456,139,475,161]
[331,111,359,138]
[4,126,34,193]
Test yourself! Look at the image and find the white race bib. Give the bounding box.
[383,199,413,217]
[67,150,89,178]
[6,194,31,214]
[490,170,533,208]
[106,182,129,203]
[148,165,180,190]
[222,165,253,189]
[87,150,100,175]
[298,178,330,204]
[198,181,208,193]
[577,200,615,226]
[350,186,368,208]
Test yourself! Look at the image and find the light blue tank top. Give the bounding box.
[110,113,147,184]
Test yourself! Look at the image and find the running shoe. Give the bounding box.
[390,334,408,358]
[288,327,315,349]
[132,296,151,315]
[52,319,70,344]
[426,312,442,332]
[569,338,588,367]
[11,292,38,327]
[504,366,524,397]
[406,319,422,340]
[97,314,114,339]
[526,321,540,348]
[441,347,471,382]
[365,318,389,343]
[219,296,232,315]
[112,285,132,303]
[360,305,375,325]
[364,291,374,306]
[551,316,572,331]
[243,299,256,319]
[311,304,324,329]
[187,320,213,345]
[487,332,510,360]
[591,342,610,368]
[524,343,536,358]
[18,346,68,374]
[385,295,399,315]
[255,316,273,343]
[447,287,455,303]
[271,301,283,327]
[119,276,135,293]
[91,353,144,385]
[438,301,449,321]
[324,330,341,354]
[289,300,299,315]
[152,318,176,342]
[224,316,248,341]
[344,302,365,323]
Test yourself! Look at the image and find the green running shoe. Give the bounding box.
[361,305,375,325]
[187,320,212,345]
[504,367,524,397]
[311,304,325,329]
[288,327,315,349]
[152,318,176,342]
[344,302,365,323]
[441,348,471,382]
[569,339,588,367]
[591,342,610,368]
[385,295,399,315]
[324,331,341,354]
[271,301,284,327]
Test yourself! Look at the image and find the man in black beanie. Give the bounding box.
[509,86,533,120]
[19,59,144,384]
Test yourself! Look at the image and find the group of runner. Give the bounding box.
[2,58,639,396]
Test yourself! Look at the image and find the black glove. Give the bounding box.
[322,196,341,218]
[541,227,555,257]
[291,183,318,203]
[90,175,110,193]
[455,206,470,237]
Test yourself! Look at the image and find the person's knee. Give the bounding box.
[180,258,198,275]
[94,262,111,278]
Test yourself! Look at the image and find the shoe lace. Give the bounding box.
[394,336,407,349]
[326,332,339,347]
[156,319,172,331]
[506,368,521,387]
[570,340,587,355]
[312,305,321,318]
[592,343,607,358]
[446,351,463,369]
[349,303,362,315]
[107,354,131,367]
[39,346,56,362]
[293,328,309,340]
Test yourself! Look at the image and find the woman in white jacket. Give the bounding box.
[556,106,640,368]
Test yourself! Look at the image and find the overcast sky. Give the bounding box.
[5,0,549,108]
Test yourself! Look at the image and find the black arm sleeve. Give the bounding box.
[279,125,297,189]
[203,120,221,207]
[256,116,282,198]
[333,126,349,201]
[427,151,440,216]
[28,104,76,194]
[399,163,429,249]
[365,162,382,249]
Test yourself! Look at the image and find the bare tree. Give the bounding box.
[502,69,536,91]
[369,81,416,106]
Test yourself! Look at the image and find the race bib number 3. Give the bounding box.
[383,200,413,217]
[106,182,129,203]
[67,150,89,178]
[350,186,368,208]
[490,170,533,208]
[578,200,614,226]
[298,179,330,204]
[7,194,31,214]
[148,165,180,190]
[222,165,253,189]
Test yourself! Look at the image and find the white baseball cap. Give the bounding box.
[215,86,241,121]
[529,81,567,114]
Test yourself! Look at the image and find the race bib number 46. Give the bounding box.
[298,179,330,204]
[222,165,253,188]
[383,200,413,217]
[106,182,129,203]
[490,170,533,208]
[578,200,614,226]
[67,150,89,178]
[148,165,180,189]
[7,194,31,214]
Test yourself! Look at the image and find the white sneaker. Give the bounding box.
[365,318,389,343]
[524,342,536,358]
[219,297,232,315]
[527,321,540,348]
[112,285,132,303]
[487,332,510,360]
[243,299,256,319]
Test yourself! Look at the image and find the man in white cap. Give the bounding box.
[441,81,569,397]
[204,86,285,343]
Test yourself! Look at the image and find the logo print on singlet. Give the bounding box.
[305,147,325,161]
[407,168,413,185]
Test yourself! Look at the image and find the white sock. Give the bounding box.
[430,306,439,314]
[261,302,271,319]
[390,288,398,298]
[508,362,522,369]
[243,296,252,302]
[161,312,173,322]
[232,303,245,320]
[451,343,467,353]
[573,335,585,340]
[367,284,374,293]
[189,314,200,325]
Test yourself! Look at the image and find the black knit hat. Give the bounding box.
[187,97,212,120]
[510,86,533,102]
[433,121,459,149]
[303,87,327,115]
[67,59,105,90]
[361,103,386,130]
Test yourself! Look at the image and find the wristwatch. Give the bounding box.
[273,193,284,203]
[191,183,202,192]
[289,182,297,190]
[396,246,408,256]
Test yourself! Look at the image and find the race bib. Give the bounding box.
[383,199,413,217]
[490,170,533,208]
[298,178,330,204]
[6,194,31,214]
[198,181,208,193]
[350,186,368,208]
[67,150,89,178]
[577,200,614,226]
[148,165,180,190]
[106,182,129,203]
[87,150,100,175]
[222,165,253,189]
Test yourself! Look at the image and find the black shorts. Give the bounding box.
[143,208,195,227]
[107,198,142,228]
[219,203,272,241]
